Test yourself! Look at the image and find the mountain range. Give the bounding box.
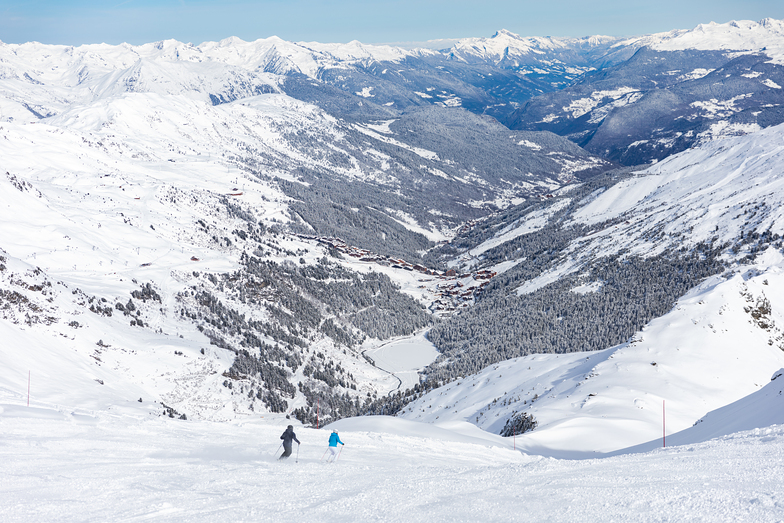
[1,17,784,457]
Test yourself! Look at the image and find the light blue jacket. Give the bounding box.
[328,432,344,447]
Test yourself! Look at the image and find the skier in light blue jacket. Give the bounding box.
[326,429,344,462]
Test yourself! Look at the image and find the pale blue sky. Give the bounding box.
[1,0,783,46]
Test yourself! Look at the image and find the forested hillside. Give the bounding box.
[418,121,784,385]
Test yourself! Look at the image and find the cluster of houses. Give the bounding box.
[428,268,496,315]
[298,235,442,276]
[298,234,497,316]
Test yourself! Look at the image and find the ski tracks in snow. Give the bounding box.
[1,408,783,522]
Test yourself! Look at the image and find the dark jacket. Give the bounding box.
[280,428,300,447]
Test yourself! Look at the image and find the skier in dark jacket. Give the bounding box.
[279,425,300,460]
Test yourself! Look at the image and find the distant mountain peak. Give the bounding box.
[492,29,522,40]
[617,17,784,64]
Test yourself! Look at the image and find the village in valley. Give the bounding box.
[298,234,497,315]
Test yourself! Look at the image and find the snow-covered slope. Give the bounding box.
[566,121,784,259]
[410,121,784,454]
[0,90,428,421]
[616,367,784,455]
[401,262,784,455]
[619,18,784,64]
[1,404,783,522]
[448,120,784,287]
[508,18,784,164]
[423,123,784,385]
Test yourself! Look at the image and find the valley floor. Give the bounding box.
[1,404,782,522]
[362,331,440,391]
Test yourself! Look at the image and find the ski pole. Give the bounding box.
[275,443,282,457]
[296,443,300,463]
[336,445,344,462]
[320,448,328,461]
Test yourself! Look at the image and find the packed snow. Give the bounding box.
[1,404,783,522]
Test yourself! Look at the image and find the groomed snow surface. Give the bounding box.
[1,404,783,522]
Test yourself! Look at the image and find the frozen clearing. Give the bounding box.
[1,405,783,522]
[363,332,439,390]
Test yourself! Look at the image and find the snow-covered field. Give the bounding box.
[1,404,783,522]
[363,331,440,390]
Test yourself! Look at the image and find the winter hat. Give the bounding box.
[287,425,293,430]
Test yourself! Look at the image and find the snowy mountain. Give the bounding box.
[508,18,784,164]
[423,120,784,382]
[619,17,784,62]
[444,30,620,81]
[6,19,784,164]
[3,19,784,520]
[2,18,784,496]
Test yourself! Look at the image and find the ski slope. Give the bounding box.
[1,404,782,522]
